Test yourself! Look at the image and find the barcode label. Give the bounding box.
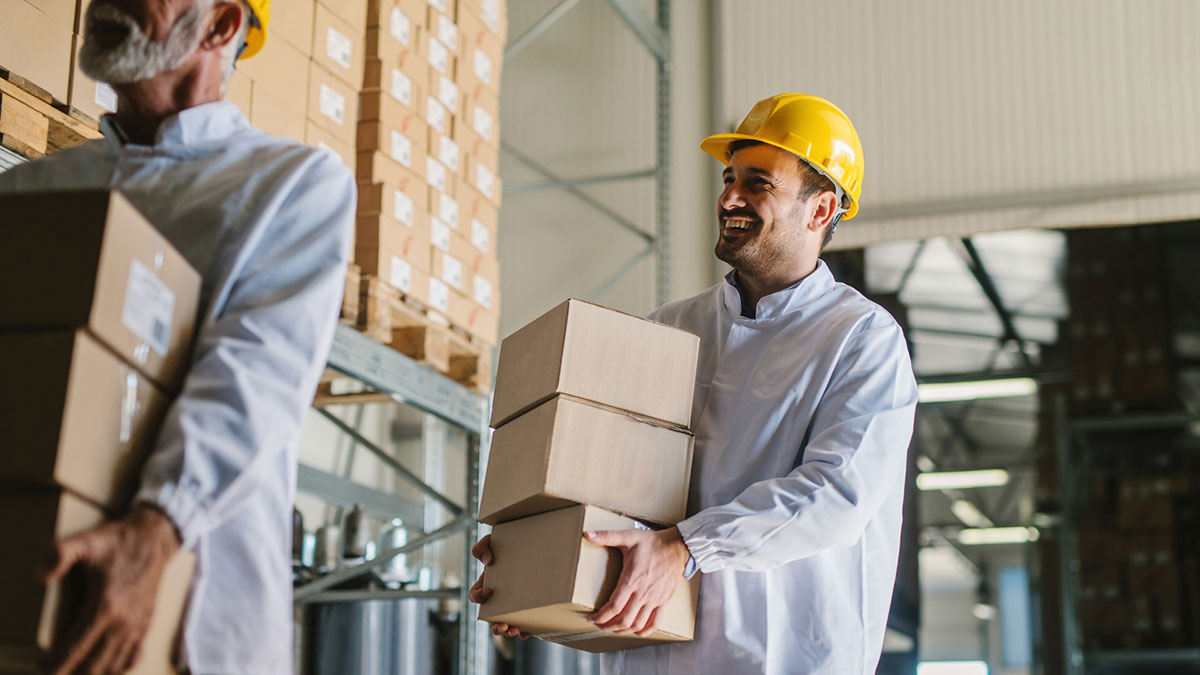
[438,135,460,173]
[474,48,493,85]
[439,193,459,229]
[437,15,457,50]
[391,130,413,167]
[326,27,353,69]
[471,219,490,254]
[473,104,493,141]
[474,276,493,309]
[428,278,449,313]
[428,37,449,74]
[441,253,464,290]
[94,82,117,112]
[390,257,412,293]
[393,189,414,226]
[426,98,447,134]
[427,0,448,13]
[390,69,412,106]
[475,163,495,199]
[431,218,451,252]
[426,156,448,192]
[390,7,411,45]
[320,84,345,126]
[121,259,175,357]
[437,75,458,111]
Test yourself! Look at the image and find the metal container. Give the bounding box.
[378,517,411,588]
[302,598,439,675]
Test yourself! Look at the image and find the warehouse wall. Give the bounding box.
[713,0,1200,249]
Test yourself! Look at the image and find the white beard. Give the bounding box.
[79,1,211,84]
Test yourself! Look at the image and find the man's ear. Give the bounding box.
[201,1,245,53]
[808,190,839,233]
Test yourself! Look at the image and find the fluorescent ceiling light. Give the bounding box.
[959,527,1039,545]
[917,469,1010,491]
[918,377,1038,403]
[918,662,988,675]
[972,603,997,621]
[950,500,994,528]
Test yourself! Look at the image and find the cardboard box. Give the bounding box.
[479,505,698,652]
[460,0,507,37]
[69,35,119,122]
[362,59,425,113]
[0,191,201,392]
[463,301,499,345]
[318,0,369,33]
[491,299,699,429]
[425,96,454,138]
[428,126,462,176]
[269,0,316,52]
[356,151,429,220]
[422,22,456,78]
[431,65,459,113]
[307,61,359,145]
[228,69,253,121]
[471,271,499,313]
[364,25,426,84]
[426,155,451,194]
[464,152,501,207]
[357,110,428,173]
[252,83,307,142]
[305,120,356,170]
[431,190,460,231]
[0,330,169,509]
[456,7,503,97]
[0,1,73,103]
[0,490,196,673]
[312,4,365,89]
[479,396,693,525]
[356,242,433,293]
[426,277,469,326]
[368,0,427,33]
[424,0,457,23]
[237,32,309,114]
[355,212,432,270]
[460,83,499,147]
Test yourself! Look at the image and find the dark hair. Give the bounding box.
[727,140,841,250]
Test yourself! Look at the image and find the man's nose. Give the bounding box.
[720,181,747,211]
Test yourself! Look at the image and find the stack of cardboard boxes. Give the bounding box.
[476,299,702,652]
[0,191,198,671]
[356,0,505,346]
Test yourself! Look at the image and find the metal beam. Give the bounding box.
[298,463,423,527]
[501,142,654,243]
[504,168,657,195]
[294,515,469,601]
[605,0,669,63]
[503,0,584,62]
[314,408,464,516]
[588,245,655,302]
[654,0,671,306]
[917,368,1065,385]
[302,588,462,604]
[952,238,1034,371]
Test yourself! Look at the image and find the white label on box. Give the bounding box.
[441,253,464,290]
[122,259,175,357]
[439,193,459,229]
[431,218,451,252]
[438,135,460,173]
[473,104,493,141]
[94,82,118,112]
[428,277,449,313]
[393,189,414,226]
[390,130,413,167]
[473,48,493,86]
[475,163,496,199]
[390,7,411,45]
[426,156,448,192]
[390,256,413,293]
[471,218,490,254]
[426,98,447,134]
[390,69,413,106]
[481,0,501,32]
[437,75,458,111]
[427,0,448,12]
[326,27,353,70]
[427,37,449,74]
[474,276,493,309]
[320,84,346,126]
[437,14,458,50]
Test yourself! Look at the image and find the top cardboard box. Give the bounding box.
[0,191,201,393]
[490,299,699,429]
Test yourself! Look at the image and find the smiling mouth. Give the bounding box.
[721,217,757,233]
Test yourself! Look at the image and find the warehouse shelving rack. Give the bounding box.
[1052,397,1200,675]
[295,325,491,675]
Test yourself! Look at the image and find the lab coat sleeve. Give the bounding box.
[676,322,917,573]
[134,155,355,549]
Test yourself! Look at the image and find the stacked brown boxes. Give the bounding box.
[358,0,505,347]
[477,300,702,652]
[0,191,198,671]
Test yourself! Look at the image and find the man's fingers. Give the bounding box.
[588,579,635,625]
[84,625,126,675]
[490,623,509,637]
[471,535,493,566]
[50,618,106,675]
[467,573,492,604]
[42,535,90,582]
[584,529,633,548]
[635,607,661,637]
[628,604,655,635]
[116,635,143,672]
[597,599,644,633]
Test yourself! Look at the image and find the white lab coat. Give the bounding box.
[0,102,355,675]
[604,262,917,675]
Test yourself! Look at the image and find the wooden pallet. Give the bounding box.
[0,71,101,159]
[358,276,492,393]
[339,263,361,327]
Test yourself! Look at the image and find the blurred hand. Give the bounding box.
[468,534,529,640]
[585,527,690,637]
[44,504,181,674]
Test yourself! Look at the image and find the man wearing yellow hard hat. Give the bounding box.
[475,94,918,673]
[0,1,353,673]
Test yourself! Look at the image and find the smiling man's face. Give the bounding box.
[715,142,829,277]
[79,0,212,84]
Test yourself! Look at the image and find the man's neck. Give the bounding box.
[111,62,223,145]
[734,259,819,316]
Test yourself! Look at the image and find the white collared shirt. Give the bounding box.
[0,102,355,675]
[604,261,918,675]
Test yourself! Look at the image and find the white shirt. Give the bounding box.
[604,262,918,675]
[0,102,355,675]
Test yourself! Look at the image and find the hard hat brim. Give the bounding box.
[239,28,266,60]
[700,132,859,220]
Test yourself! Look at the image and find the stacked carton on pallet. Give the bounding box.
[0,190,197,671]
[477,300,702,652]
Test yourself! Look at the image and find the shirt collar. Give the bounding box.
[722,259,836,321]
[101,101,249,150]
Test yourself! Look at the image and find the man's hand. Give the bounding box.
[585,527,691,637]
[43,504,182,674]
[467,534,529,640]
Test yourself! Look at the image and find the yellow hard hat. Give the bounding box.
[701,93,865,220]
[239,0,270,60]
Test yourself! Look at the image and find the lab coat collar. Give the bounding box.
[101,101,249,150]
[722,259,836,321]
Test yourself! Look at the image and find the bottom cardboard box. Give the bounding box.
[479,504,698,653]
[0,490,194,673]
